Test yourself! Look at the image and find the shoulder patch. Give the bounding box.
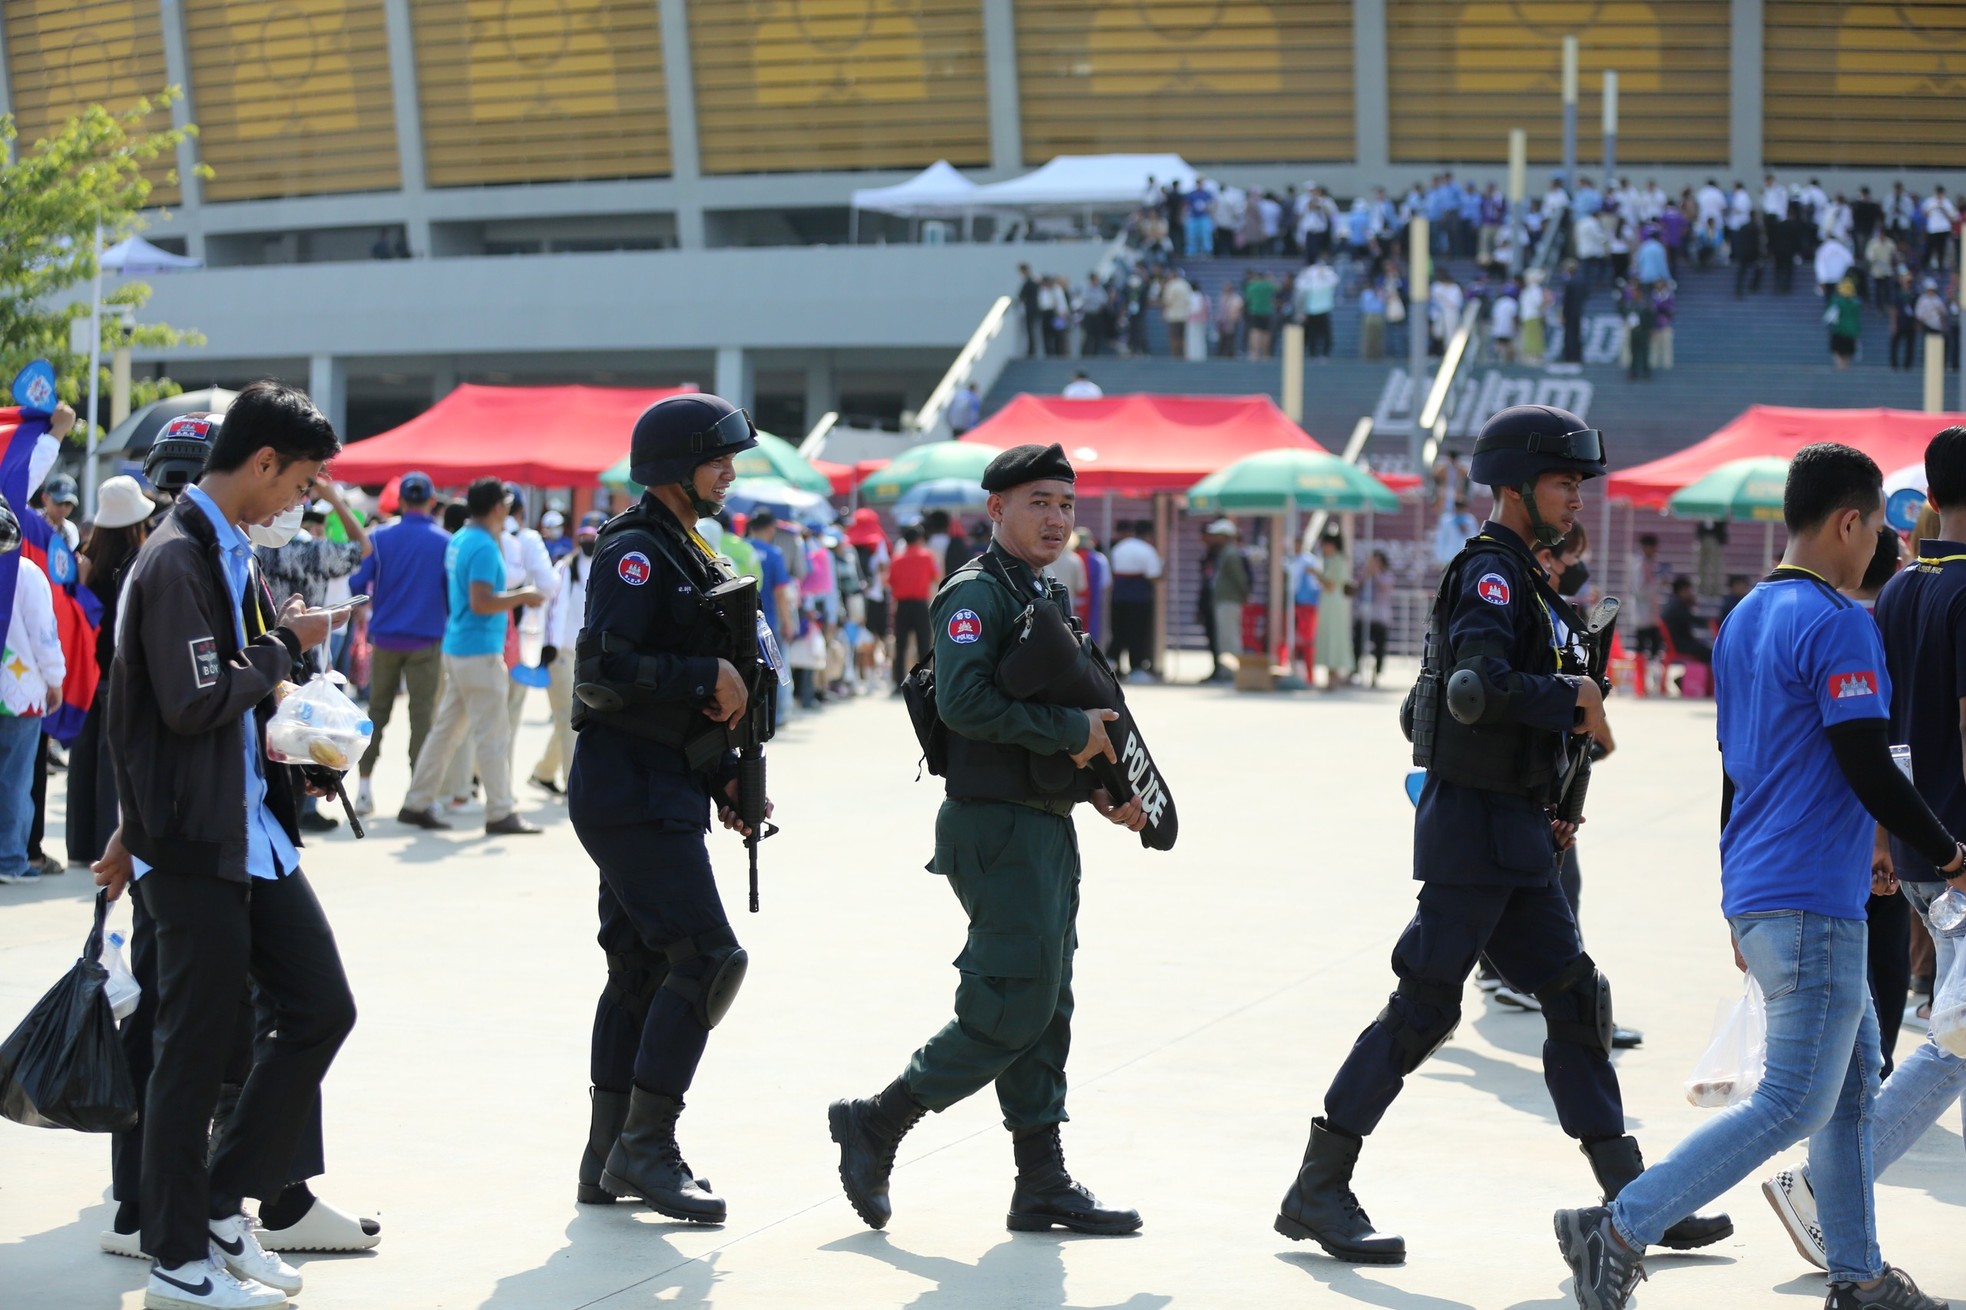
[1829,670,1877,700]
[188,636,220,688]
[1475,572,1511,606]
[618,551,652,586]
[947,608,983,644]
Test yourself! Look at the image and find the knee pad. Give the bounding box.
[660,926,748,1030]
[602,945,667,1023]
[1375,976,1462,1073]
[1536,953,1613,1059]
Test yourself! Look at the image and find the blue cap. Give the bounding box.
[399,470,434,503]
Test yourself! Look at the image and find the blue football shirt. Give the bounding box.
[443,524,508,657]
[1715,570,1890,920]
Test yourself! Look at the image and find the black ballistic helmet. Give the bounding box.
[1469,405,1607,487]
[629,394,758,488]
[143,412,220,494]
[1471,405,1606,547]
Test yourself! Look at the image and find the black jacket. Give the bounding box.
[108,495,305,881]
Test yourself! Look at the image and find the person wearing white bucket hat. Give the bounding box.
[93,475,158,532]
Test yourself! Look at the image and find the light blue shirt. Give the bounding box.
[133,485,297,882]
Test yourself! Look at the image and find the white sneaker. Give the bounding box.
[1762,1167,1828,1272]
[1491,985,1543,1012]
[257,1196,382,1252]
[208,1214,302,1295]
[355,780,374,816]
[100,1227,149,1259]
[144,1252,286,1309]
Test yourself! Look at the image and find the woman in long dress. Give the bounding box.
[1311,530,1354,690]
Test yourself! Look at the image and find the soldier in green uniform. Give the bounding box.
[829,443,1148,1235]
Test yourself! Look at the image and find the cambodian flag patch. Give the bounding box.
[618,551,652,586]
[1476,572,1511,606]
[947,608,983,644]
[1830,670,1878,700]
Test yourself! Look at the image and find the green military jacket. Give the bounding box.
[930,542,1091,764]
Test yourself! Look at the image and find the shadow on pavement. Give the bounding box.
[1275,1251,1476,1309]
[1423,1035,1562,1130]
[2,1197,149,1305]
[479,1211,718,1309]
[821,1229,1169,1309]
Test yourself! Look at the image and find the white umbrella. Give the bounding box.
[84,232,204,516]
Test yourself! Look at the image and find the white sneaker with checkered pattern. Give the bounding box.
[1762,1166,1827,1272]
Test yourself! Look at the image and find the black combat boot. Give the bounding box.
[600,1087,726,1223]
[1006,1125,1142,1235]
[829,1078,926,1230]
[1582,1135,1733,1250]
[578,1087,631,1204]
[1274,1118,1406,1264]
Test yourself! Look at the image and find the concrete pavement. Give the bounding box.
[2,663,1962,1309]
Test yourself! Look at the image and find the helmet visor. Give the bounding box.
[1524,427,1605,465]
[689,408,758,456]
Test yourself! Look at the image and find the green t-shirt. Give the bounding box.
[1244,279,1276,317]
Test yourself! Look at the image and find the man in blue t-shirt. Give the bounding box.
[398,478,545,835]
[1558,443,1961,1310]
[1761,425,1966,1272]
[348,470,450,815]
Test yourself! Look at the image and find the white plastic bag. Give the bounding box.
[1932,960,1966,1059]
[99,928,140,1022]
[1686,974,1767,1108]
[265,674,372,772]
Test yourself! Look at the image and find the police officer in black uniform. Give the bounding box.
[1273,405,1731,1263]
[568,394,773,1226]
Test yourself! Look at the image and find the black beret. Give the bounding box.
[982,442,1075,493]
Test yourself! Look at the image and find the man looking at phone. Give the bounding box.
[98,381,359,1309]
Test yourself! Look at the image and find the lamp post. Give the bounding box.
[112,306,136,428]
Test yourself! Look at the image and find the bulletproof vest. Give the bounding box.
[938,552,1098,809]
[1411,541,1569,803]
[570,501,733,770]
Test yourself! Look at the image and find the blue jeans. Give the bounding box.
[1611,911,1882,1282]
[0,716,40,878]
[1859,880,1966,1174]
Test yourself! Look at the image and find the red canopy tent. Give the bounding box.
[1605,405,1966,509]
[958,394,1324,493]
[329,383,695,487]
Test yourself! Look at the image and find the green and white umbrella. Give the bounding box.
[1184,448,1400,514]
[1665,456,1789,522]
[859,442,1004,503]
[600,430,827,495]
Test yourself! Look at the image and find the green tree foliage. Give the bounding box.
[0,91,208,438]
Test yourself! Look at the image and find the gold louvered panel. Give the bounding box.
[183,0,400,200]
[1387,1,1728,165]
[1766,3,1966,169]
[3,0,180,206]
[1017,1,1355,165]
[413,0,670,187]
[690,0,990,175]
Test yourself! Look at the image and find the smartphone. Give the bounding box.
[324,594,370,613]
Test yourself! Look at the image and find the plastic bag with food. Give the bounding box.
[265,674,372,772]
[1685,974,1767,1108]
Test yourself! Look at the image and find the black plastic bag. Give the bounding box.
[0,890,139,1132]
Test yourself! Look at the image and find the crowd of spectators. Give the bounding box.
[1016,170,1966,377]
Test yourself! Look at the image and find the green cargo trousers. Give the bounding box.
[358,640,442,778]
[904,799,1081,1131]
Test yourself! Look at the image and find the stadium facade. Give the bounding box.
[3,0,1962,438]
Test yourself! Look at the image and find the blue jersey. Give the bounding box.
[1715,570,1890,920]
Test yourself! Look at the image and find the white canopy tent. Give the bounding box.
[100,235,203,273]
[850,160,979,218]
[848,160,982,243]
[83,233,203,516]
[967,153,1197,211]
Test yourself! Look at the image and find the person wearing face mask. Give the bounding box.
[528,509,601,796]
[94,383,367,1309]
[347,472,449,818]
[253,480,370,835]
